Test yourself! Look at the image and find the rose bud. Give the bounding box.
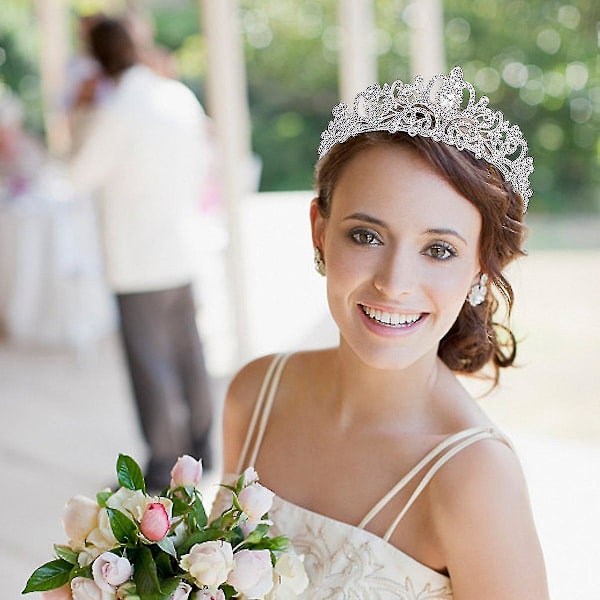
[140,502,170,542]
[70,576,115,600]
[242,466,259,486]
[170,455,203,489]
[92,552,133,592]
[194,589,225,600]
[227,549,274,599]
[238,483,274,522]
[169,581,192,600]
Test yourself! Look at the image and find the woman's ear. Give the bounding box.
[310,198,327,249]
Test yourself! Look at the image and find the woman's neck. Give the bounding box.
[322,340,447,431]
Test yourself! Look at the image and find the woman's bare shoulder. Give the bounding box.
[429,437,549,598]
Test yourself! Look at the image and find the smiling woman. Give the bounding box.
[215,68,549,600]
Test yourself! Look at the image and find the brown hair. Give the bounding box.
[314,131,527,386]
[88,18,138,78]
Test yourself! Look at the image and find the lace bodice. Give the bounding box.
[215,353,512,599]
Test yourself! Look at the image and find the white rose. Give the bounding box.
[227,549,274,599]
[242,467,259,486]
[63,495,101,549]
[180,540,234,587]
[238,484,274,522]
[70,576,116,600]
[267,552,309,599]
[86,509,118,556]
[92,552,132,592]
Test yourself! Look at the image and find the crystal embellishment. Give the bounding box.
[318,67,534,212]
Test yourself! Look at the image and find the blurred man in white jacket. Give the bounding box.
[70,18,213,488]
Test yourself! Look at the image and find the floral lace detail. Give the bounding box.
[270,497,453,600]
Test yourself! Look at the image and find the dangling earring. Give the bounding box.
[467,273,488,306]
[313,247,326,276]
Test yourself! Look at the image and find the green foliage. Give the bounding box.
[2,0,597,210]
[117,453,147,493]
[22,559,72,593]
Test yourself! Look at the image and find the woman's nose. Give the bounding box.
[373,248,418,299]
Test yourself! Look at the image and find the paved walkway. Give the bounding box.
[1,195,599,599]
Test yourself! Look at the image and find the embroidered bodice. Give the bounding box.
[213,353,512,599]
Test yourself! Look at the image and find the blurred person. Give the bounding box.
[69,17,214,489]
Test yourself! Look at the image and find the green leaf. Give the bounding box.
[97,490,113,507]
[22,559,72,593]
[220,583,237,599]
[117,454,146,492]
[133,546,161,600]
[249,535,290,552]
[178,528,224,555]
[159,577,181,598]
[191,492,207,528]
[156,536,177,558]
[52,544,79,565]
[170,493,189,518]
[106,507,139,544]
[241,523,269,546]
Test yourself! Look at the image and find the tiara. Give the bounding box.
[318,66,533,211]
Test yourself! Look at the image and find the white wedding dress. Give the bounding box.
[214,353,512,599]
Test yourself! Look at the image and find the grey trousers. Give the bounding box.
[116,283,212,486]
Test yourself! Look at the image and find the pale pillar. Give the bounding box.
[200,0,252,364]
[338,0,378,104]
[34,0,71,156]
[409,0,446,79]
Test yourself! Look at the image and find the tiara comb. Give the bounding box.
[318,67,533,211]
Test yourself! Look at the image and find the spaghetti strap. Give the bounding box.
[359,427,513,538]
[236,353,291,474]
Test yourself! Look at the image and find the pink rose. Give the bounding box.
[92,552,132,592]
[170,455,203,489]
[238,483,274,522]
[41,584,72,599]
[140,502,170,541]
[169,581,192,600]
[227,549,274,599]
[70,577,116,600]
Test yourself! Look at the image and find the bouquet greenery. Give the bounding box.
[23,455,308,600]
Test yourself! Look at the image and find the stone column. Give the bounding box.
[409,0,446,79]
[338,0,378,104]
[34,0,71,156]
[200,0,252,364]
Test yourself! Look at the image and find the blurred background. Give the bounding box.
[1,0,598,598]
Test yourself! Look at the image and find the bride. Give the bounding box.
[217,68,549,599]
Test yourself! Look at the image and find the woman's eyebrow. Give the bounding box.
[342,212,387,227]
[424,228,468,245]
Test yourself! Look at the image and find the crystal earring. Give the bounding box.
[313,247,326,276]
[467,273,488,307]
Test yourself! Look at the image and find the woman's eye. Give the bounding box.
[350,229,382,246]
[425,242,457,260]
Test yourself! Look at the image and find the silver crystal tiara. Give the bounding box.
[318,66,533,212]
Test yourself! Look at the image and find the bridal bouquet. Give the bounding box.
[23,455,308,600]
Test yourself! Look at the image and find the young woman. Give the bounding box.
[218,68,549,599]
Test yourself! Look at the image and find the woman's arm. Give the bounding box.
[432,439,549,600]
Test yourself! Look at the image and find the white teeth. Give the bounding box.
[361,305,421,327]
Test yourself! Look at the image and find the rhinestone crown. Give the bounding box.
[318,67,533,211]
